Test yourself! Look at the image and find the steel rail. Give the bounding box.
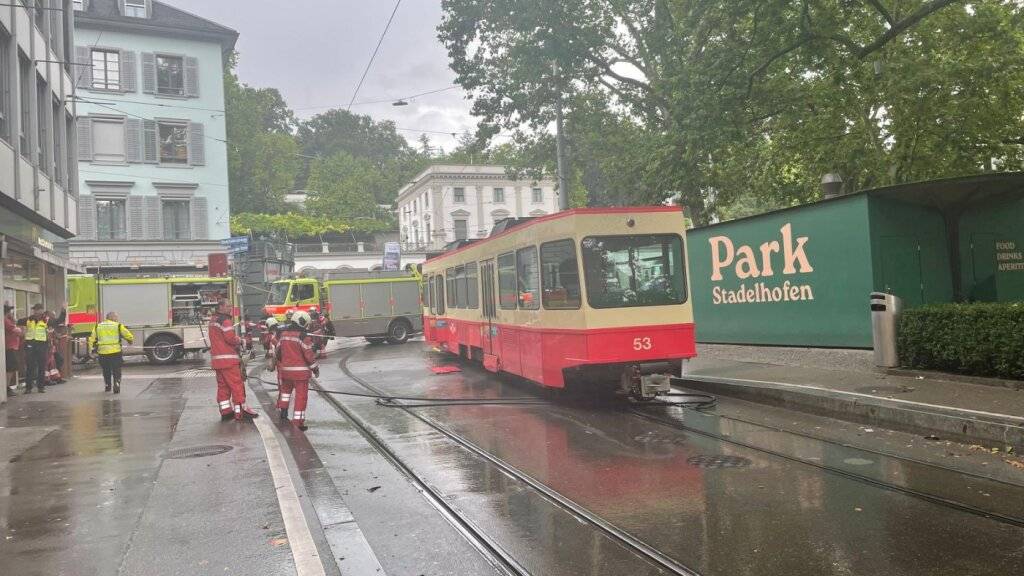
[332,350,701,576]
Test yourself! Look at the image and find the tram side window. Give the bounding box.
[434,274,445,314]
[516,246,540,310]
[540,240,581,309]
[446,267,456,308]
[580,234,687,308]
[497,252,517,310]
[466,262,479,309]
[422,275,430,309]
[455,265,466,308]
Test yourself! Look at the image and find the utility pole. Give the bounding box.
[552,60,569,211]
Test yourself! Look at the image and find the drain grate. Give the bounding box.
[163,445,233,460]
[687,454,752,469]
[855,385,915,395]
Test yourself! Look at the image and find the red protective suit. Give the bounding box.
[208,313,256,420]
[275,328,318,429]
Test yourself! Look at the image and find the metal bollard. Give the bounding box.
[870,292,902,367]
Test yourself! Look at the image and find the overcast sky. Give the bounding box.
[170,0,475,151]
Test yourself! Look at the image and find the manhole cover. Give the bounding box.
[687,454,752,469]
[855,385,915,395]
[163,445,233,460]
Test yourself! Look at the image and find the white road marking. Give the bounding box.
[682,375,1024,422]
[252,411,328,576]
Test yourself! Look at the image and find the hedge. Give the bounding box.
[898,302,1024,380]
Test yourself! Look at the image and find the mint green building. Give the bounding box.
[70,0,237,271]
[687,173,1024,347]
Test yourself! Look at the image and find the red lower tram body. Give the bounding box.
[425,317,696,389]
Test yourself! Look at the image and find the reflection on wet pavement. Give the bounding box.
[333,345,1024,576]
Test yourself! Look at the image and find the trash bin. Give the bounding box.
[870,292,902,367]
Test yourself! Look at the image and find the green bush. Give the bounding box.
[898,302,1024,380]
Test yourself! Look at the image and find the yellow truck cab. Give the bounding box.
[263,278,321,320]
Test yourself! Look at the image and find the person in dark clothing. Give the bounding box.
[17,303,65,393]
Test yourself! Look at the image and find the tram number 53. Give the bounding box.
[632,337,652,351]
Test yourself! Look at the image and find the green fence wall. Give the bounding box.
[867,198,953,307]
[688,195,874,347]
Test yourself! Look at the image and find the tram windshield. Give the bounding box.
[580,234,687,308]
[267,282,290,305]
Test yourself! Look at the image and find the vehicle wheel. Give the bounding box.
[385,320,411,344]
[364,337,386,345]
[146,335,181,365]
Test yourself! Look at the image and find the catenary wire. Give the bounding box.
[346,0,403,111]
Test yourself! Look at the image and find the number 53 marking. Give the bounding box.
[632,337,652,351]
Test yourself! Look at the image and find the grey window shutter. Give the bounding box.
[184,57,199,97]
[125,118,142,163]
[142,120,158,163]
[190,196,208,240]
[75,47,93,89]
[188,122,205,165]
[76,117,93,161]
[120,50,137,92]
[77,195,97,240]
[126,195,145,240]
[143,195,162,240]
[141,52,156,94]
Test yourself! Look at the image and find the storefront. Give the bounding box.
[687,173,1024,348]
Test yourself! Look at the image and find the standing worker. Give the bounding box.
[88,312,134,393]
[4,303,22,396]
[209,299,258,421]
[18,303,65,394]
[308,307,326,358]
[275,311,318,430]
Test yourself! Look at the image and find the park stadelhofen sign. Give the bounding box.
[707,224,815,305]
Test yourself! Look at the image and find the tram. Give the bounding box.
[421,207,695,399]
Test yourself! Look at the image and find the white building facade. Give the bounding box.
[396,164,559,251]
[69,0,236,271]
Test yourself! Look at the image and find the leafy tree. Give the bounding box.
[224,54,300,213]
[305,153,384,219]
[230,213,390,238]
[439,0,1020,223]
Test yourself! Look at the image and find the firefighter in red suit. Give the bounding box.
[308,307,327,358]
[209,299,258,421]
[275,310,318,430]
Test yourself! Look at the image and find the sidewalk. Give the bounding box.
[682,344,1024,450]
[0,362,379,576]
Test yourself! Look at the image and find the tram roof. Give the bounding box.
[425,206,683,265]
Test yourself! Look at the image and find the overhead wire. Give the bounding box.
[346,0,403,111]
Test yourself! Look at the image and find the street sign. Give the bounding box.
[220,236,249,254]
[382,242,401,271]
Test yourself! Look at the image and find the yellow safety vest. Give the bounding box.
[25,318,48,342]
[89,321,134,355]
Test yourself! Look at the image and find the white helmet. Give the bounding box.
[292,310,312,329]
[265,317,278,329]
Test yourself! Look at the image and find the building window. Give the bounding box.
[52,98,63,185]
[0,27,9,143]
[92,117,126,163]
[124,0,148,18]
[158,121,188,164]
[532,187,543,203]
[19,54,31,158]
[540,240,581,309]
[91,49,120,90]
[453,219,468,240]
[96,199,127,240]
[453,187,465,203]
[156,55,184,96]
[493,187,504,203]
[36,76,49,175]
[162,199,191,240]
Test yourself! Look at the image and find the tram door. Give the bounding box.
[480,260,497,355]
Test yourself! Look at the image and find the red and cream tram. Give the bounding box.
[421,207,696,399]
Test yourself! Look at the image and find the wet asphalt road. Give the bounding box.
[305,341,1024,576]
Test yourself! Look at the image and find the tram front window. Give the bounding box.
[267,283,290,305]
[581,234,686,308]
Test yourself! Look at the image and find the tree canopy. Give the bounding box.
[439,0,1024,223]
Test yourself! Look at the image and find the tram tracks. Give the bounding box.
[319,349,701,576]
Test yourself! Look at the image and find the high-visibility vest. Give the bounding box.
[25,318,49,342]
[89,321,133,355]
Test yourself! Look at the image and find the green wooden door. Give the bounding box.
[970,233,997,301]
[880,236,923,306]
